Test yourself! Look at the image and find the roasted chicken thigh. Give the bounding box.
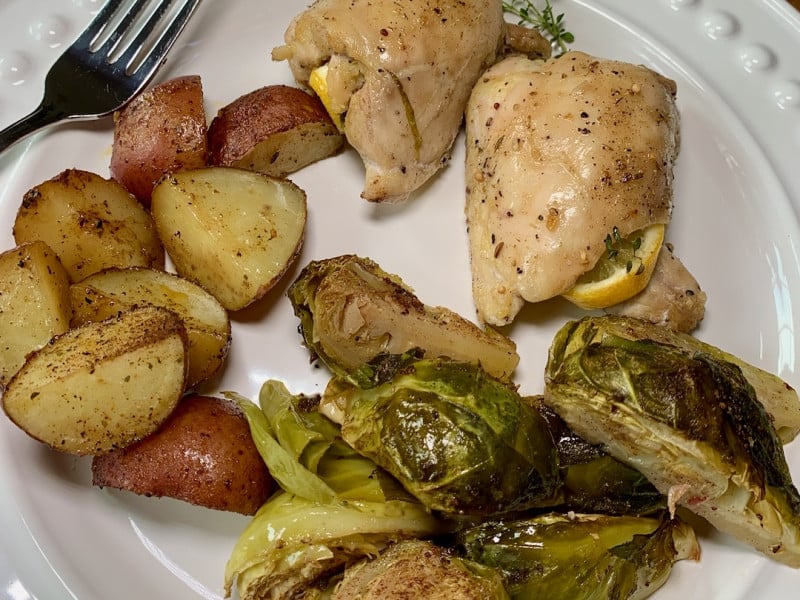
[274,0,506,202]
[465,51,685,326]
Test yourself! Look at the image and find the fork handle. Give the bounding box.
[0,103,66,154]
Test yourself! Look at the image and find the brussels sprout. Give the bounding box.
[457,512,699,600]
[287,255,519,382]
[227,382,450,599]
[561,314,800,442]
[545,315,800,566]
[231,381,410,504]
[531,398,665,516]
[332,539,509,600]
[322,357,562,515]
[225,491,447,600]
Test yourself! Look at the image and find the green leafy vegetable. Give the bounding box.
[544,315,800,567]
[533,398,665,516]
[226,382,450,599]
[458,512,698,600]
[503,0,574,55]
[322,357,562,516]
[225,492,446,600]
[287,254,519,383]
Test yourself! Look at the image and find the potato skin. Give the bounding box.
[207,84,343,177]
[2,305,187,455]
[92,394,274,515]
[110,75,208,206]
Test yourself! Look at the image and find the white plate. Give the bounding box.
[1,0,799,598]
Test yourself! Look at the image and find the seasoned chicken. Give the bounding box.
[607,243,706,332]
[465,51,681,326]
[273,0,505,202]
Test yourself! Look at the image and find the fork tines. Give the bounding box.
[76,0,201,75]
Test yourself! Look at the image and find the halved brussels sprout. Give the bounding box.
[532,398,665,516]
[560,314,800,442]
[545,315,800,566]
[287,255,519,382]
[333,539,509,600]
[226,382,449,599]
[458,512,698,600]
[321,357,562,516]
[231,381,412,504]
[225,491,447,600]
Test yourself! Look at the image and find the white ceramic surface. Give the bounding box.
[0,0,799,598]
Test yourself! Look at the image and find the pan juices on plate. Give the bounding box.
[465,51,705,331]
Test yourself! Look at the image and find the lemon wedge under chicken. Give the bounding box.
[465,51,704,330]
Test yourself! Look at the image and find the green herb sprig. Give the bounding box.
[604,226,645,275]
[502,0,575,56]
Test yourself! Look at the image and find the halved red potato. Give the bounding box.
[207,84,344,177]
[110,74,208,206]
[0,241,72,389]
[13,169,164,282]
[70,267,231,388]
[150,167,307,311]
[92,394,274,515]
[2,305,187,455]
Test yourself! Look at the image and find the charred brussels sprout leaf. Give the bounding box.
[545,315,800,567]
[323,357,562,515]
[287,255,519,382]
[458,512,698,600]
[532,398,665,516]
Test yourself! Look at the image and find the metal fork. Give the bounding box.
[0,0,201,154]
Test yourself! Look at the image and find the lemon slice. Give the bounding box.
[562,223,665,310]
[309,63,344,131]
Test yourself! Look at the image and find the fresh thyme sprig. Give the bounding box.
[605,226,645,275]
[502,0,575,56]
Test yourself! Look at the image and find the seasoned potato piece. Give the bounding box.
[70,267,231,388]
[13,169,164,282]
[2,305,187,455]
[207,84,344,178]
[92,394,274,515]
[151,167,307,311]
[0,241,72,389]
[110,75,208,206]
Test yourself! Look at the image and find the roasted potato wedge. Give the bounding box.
[151,167,307,311]
[13,169,165,282]
[207,84,343,177]
[2,305,187,455]
[92,394,274,515]
[110,75,208,206]
[70,267,231,388]
[0,241,72,389]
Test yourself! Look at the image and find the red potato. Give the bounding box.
[92,394,274,515]
[110,75,208,206]
[207,84,344,177]
[0,241,72,389]
[12,169,165,282]
[2,306,187,456]
[150,167,307,311]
